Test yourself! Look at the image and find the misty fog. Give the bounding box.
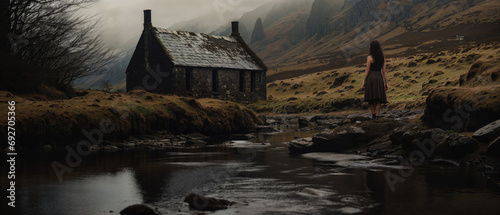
[87,0,269,50]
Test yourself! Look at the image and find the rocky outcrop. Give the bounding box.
[436,134,479,158]
[289,118,406,154]
[390,125,448,152]
[289,115,488,159]
[289,137,314,154]
[472,119,500,143]
[306,0,341,39]
[329,73,351,89]
[422,85,500,131]
[184,193,234,211]
[250,18,265,44]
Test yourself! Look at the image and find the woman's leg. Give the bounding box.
[369,102,376,118]
[375,102,381,117]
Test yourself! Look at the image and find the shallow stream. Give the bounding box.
[2,130,500,215]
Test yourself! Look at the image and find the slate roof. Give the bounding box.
[153,27,264,71]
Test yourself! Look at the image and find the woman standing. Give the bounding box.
[362,40,388,119]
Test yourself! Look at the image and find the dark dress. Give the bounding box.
[364,59,388,103]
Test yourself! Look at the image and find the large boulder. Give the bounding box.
[298,116,315,128]
[309,119,406,153]
[436,134,479,158]
[120,204,156,215]
[313,125,367,152]
[289,137,314,154]
[391,125,448,152]
[390,123,427,145]
[184,193,234,211]
[472,119,500,143]
[422,85,500,131]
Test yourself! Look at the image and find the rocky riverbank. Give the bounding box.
[0,90,262,153]
[279,110,500,184]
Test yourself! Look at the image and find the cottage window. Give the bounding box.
[186,68,193,91]
[239,71,245,92]
[212,69,219,92]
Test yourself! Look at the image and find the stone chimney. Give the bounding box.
[144,9,152,69]
[231,21,239,36]
[144,9,152,28]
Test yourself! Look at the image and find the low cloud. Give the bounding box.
[86,0,268,49]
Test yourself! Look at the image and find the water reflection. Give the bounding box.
[2,130,500,215]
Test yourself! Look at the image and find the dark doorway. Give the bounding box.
[186,68,193,91]
[212,69,219,92]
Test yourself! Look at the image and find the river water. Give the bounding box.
[2,130,500,215]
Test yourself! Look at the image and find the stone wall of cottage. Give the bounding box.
[171,67,266,103]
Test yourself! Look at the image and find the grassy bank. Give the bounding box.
[0,90,262,151]
[250,42,500,114]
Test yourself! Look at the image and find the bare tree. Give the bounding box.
[0,0,10,53]
[2,0,114,91]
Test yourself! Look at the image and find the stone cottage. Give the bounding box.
[126,10,267,103]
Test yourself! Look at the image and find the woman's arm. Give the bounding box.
[362,56,372,89]
[382,59,389,90]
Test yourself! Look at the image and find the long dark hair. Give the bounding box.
[369,40,384,64]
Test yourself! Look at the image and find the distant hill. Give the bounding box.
[74,49,132,92]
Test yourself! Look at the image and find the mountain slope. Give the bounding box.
[250,0,500,80]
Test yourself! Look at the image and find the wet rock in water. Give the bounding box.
[223,140,271,148]
[296,187,336,198]
[390,123,426,145]
[390,121,448,152]
[338,207,363,214]
[301,152,369,162]
[402,128,448,151]
[312,119,405,152]
[301,153,405,170]
[473,119,500,143]
[436,134,479,158]
[298,116,315,128]
[186,133,209,140]
[255,126,280,133]
[289,138,314,154]
[266,118,277,125]
[316,118,343,126]
[101,145,120,152]
[184,193,234,211]
[184,139,207,146]
[345,115,372,123]
[120,204,156,215]
[431,159,461,167]
[486,136,500,157]
[313,125,367,152]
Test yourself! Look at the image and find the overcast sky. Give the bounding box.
[87,0,269,50]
